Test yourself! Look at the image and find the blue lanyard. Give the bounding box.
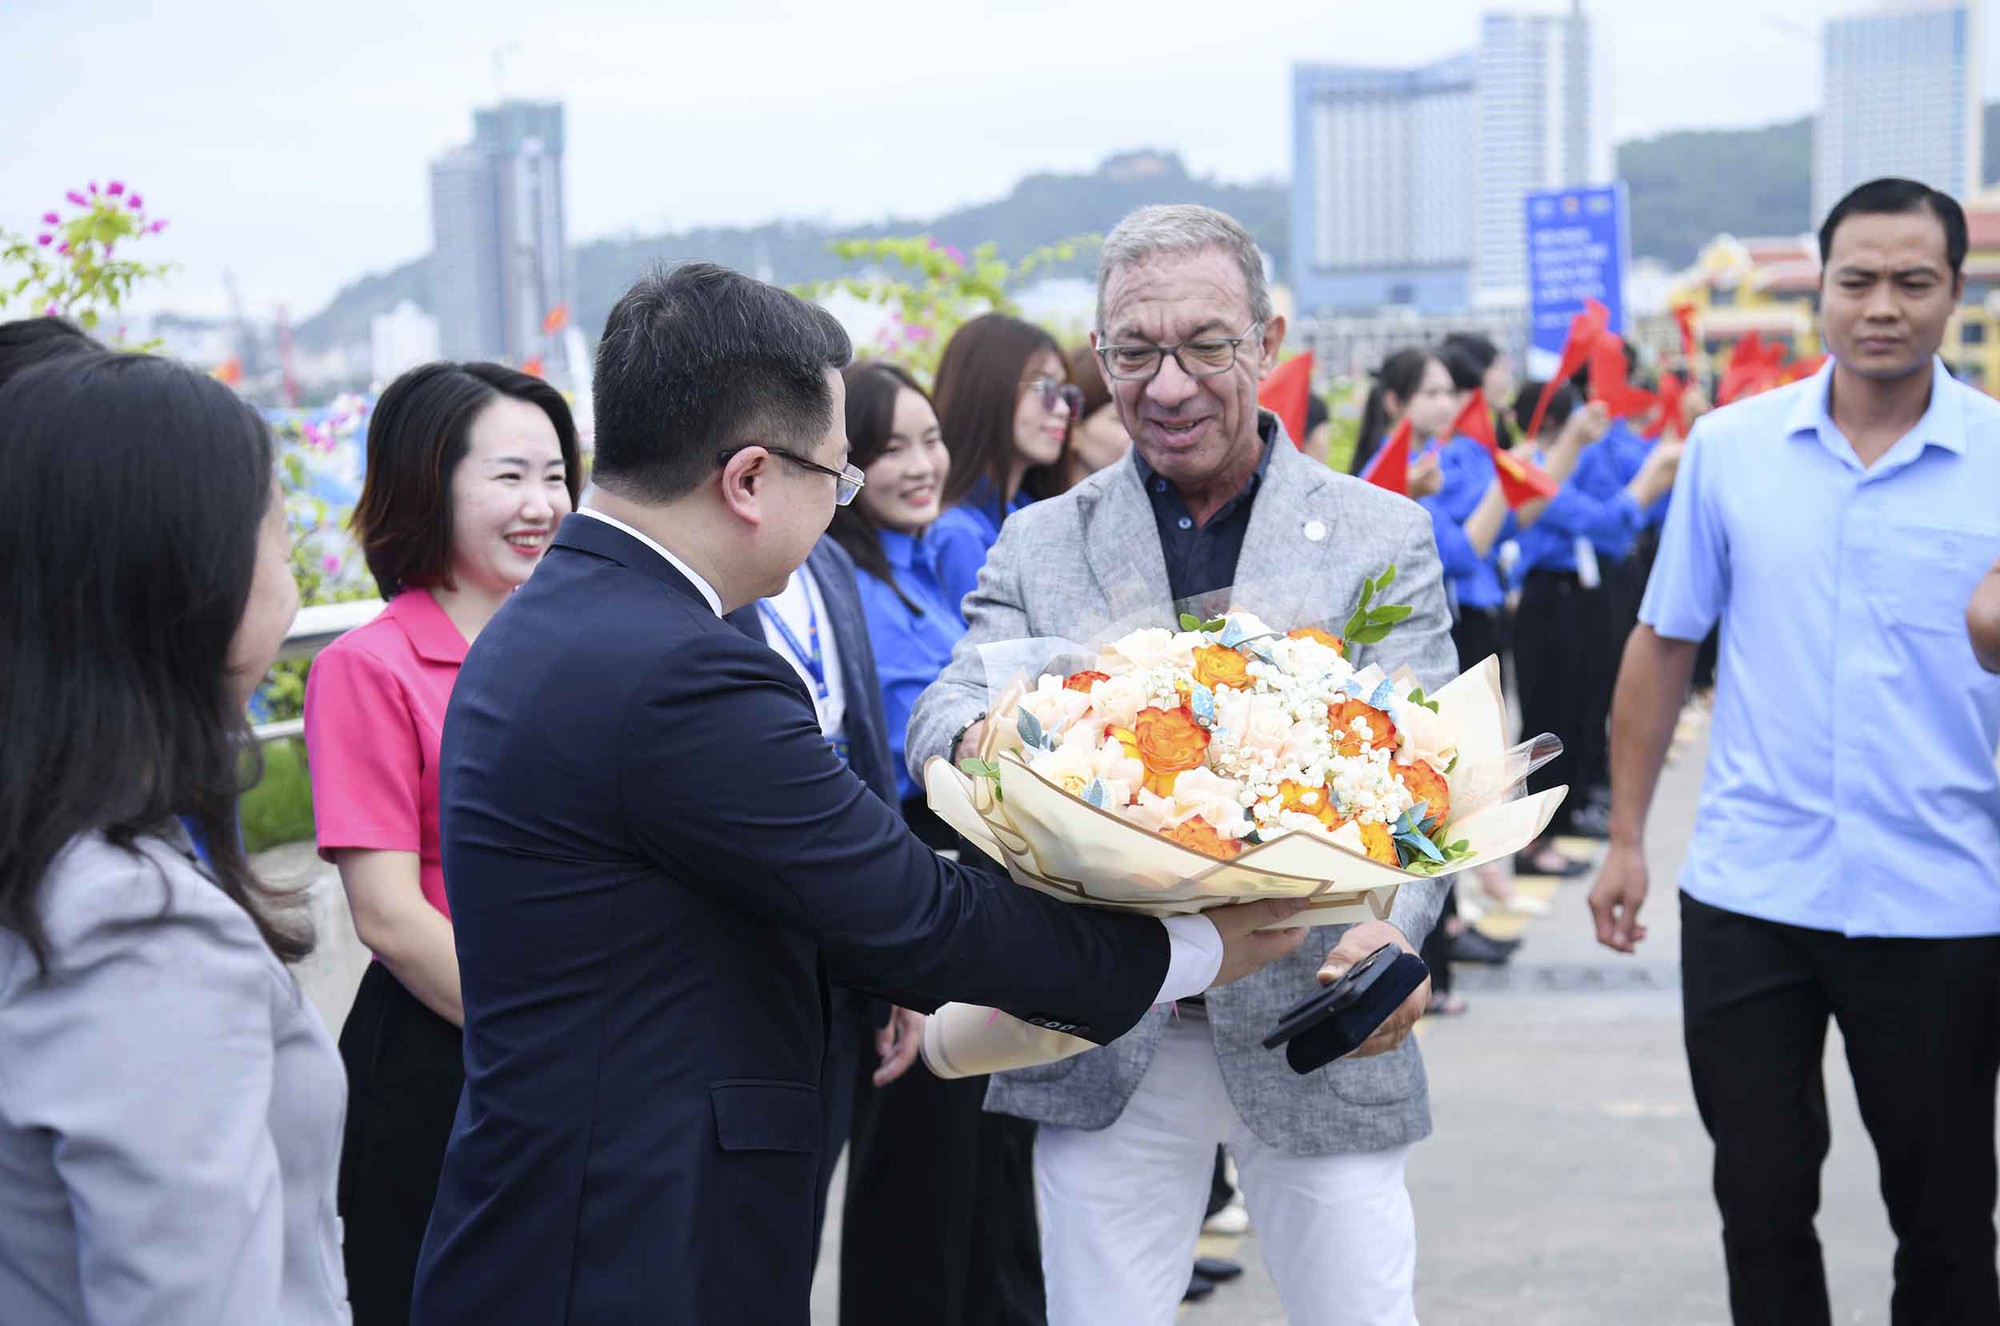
[758,595,850,764]
[758,597,828,701]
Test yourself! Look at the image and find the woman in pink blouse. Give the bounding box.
[304,362,578,1326]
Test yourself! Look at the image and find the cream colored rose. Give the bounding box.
[1017,674,1094,742]
[1102,627,1196,674]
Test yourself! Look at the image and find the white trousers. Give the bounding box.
[1035,1016,1418,1326]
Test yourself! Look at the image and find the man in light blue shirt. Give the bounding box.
[1594,178,2000,1325]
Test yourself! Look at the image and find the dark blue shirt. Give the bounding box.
[1132,419,1278,602]
[930,481,1032,614]
[853,528,968,803]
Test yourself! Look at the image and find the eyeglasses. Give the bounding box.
[716,446,867,507]
[1023,376,1085,416]
[1096,322,1264,382]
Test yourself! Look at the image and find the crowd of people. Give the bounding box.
[0,182,1996,1326]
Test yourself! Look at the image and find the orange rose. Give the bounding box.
[1287,626,1346,655]
[1165,817,1245,860]
[1328,698,1398,757]
[1106,724,1140,762]
[1276,778,1346,830]
[1064,669,1111,692]
[1358,820,1398,866]
[1392,760,1451,827]
[1191,644,1252,692]
[1133,706,1210,797]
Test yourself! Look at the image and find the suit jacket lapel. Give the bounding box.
[1234,433,1340,631]
[806,542,874,708]
[1081,456,1175,628]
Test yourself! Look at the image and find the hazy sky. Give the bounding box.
[0,0,1966,318]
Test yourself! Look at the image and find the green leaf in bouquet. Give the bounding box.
[1178,612,1204,632]
[1405,687,1441,714]
[1017,709,1051,751]
[1347,623,1394,646]
[1444,754,1459,775]
[1371,604,1414,626]
[1375,563,1398,593]
[1200,616,1227,634]
[958,757,999,779]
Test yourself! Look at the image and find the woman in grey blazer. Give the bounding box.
[0,345,350,1324]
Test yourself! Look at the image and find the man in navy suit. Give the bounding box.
[410,262,1307,1325]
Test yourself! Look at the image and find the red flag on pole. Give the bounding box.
[1450,389,1558,507]
[1672,303,1699,362]
[1359,417,1412,495]
[1524,297,1610,442]
[541,304,570,335]
[1717,333,1784,404]
[1258,353,1315,448]
[1587,333,1659,421]
[1779,352,1827,385]
[1644,371,1688,441]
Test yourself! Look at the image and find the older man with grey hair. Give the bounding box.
[907,205,1456,1325]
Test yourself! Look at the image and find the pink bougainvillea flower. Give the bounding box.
[65,190,87,207]
[944,245,967,265]
[107,181,124,196]
[906,324,935,342]
[322,554,341,574]
[40,211,58,225]
[147,219,167,234]
[36,233,52,247]
[56,242,71,256]
[103,242,115,259]
[128,194,143,209]
[43,304,57,317]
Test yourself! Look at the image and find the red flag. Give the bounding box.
[520,355,545,379]
[1525,297,1610,441]
[1587,333,1659,421]
[1258,353,1315,449]
[1450,389,1557,507]
[1717,333,1784,404]
[210,356,243,387]
[1672,304,1699,362]
[1643,371,1687,441]
[541,304,570,335]
[1360,417,1411,495]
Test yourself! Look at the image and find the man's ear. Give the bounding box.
[717,447,769,527]
[1258,315,1288,382]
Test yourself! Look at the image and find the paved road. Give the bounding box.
[282,718,1929,1324]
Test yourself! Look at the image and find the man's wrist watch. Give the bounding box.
[950,712,987,759]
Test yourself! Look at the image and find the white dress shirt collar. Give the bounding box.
[575,508,724,616]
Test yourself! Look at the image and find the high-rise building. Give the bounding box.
[1473,7,1611,305]
[1815,2,1981,221]
[1290,7,1607,316]
[1290,58,1478,315]
[429,100,572,365]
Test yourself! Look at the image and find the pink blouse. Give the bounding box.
[303,589,468,920]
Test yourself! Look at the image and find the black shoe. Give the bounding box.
[1193,1257,1243,1284]
[1512,848,1592,878]
[1182,1272,1217,1303]
[1450,929,1520,965]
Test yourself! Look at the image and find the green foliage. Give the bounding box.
[1616,118,1812,268]
[1342,566,1415,646]
[0,181,172,337]
[794,234,1095,381]
[959,756,1005,802]
[239,740,317,854]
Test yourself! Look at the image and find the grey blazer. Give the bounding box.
[907,418,1458,1156]
[0,828,350,1324]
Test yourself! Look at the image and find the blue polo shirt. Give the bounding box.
[1640,356,2000,937]
[930,482,1031,616]
[1601,419,1671,531]
[1419,435,1507,611]
[853,528,968,803]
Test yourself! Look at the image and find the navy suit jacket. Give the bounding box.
[411,515,1168,1325]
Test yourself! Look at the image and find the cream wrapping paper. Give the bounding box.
[919,655,1566,1078]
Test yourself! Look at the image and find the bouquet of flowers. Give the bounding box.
[918,569,1565,1079]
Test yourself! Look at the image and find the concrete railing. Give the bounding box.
[253,599,384,744]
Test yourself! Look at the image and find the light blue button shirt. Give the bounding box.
[1640,357,2000,937]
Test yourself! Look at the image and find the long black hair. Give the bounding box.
[935,313,1070,510]
[0,352,312,974]
[830,361,934,615]
[1350,346,1439,475]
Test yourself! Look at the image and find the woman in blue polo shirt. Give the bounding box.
[929,313,1079,612]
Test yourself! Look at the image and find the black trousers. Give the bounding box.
[1513,570,1612,835]
[839,1067,1044,1325]
[337,962,464,1326]
[1680,892,2000,1326]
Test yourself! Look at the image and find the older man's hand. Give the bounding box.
[1316,921,1429,1058]
[951,719,989,766]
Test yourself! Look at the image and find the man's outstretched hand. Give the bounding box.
[1205,899,1312,988]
